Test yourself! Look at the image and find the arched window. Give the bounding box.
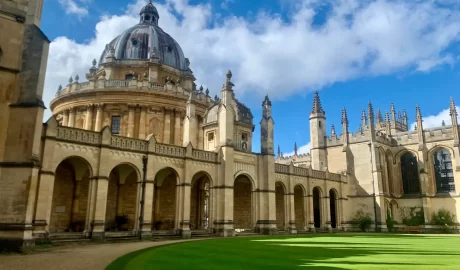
[400,152,420,194]
[433,149,455,193]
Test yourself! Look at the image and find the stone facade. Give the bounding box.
[1,0,460,252]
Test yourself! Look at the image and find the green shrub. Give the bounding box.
[351,204,373,232]
[400,207,424,226]
[431,208,455,231]
[386,208,397,232]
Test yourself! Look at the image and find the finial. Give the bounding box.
[75,74,79,82]
[58,85,62,91]
[416,105,422,120]
[226,70,232,79]
[377,109,382,123]
[214,94,219,102]
[262,95,272,106]
[277,145,281,157]
[311,91,324,114]
[205,88,209,96]
[92,59,97,67]
[341,107,348,125]
[414,124,417,130]
[331,124,336,136]
[69,76,73,84]
[368,100,374,118]
[391,103,395,112]
[199,85,203,92]
[361,109,366,119]
[450,97,457,116]
[294,142,298,156]
[442,120,446,126]
[385,111,390,122]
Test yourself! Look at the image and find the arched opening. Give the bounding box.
[294,185,305,230]
[275,182,286,230]
[233,175,253,230]
[433,148,455,193]
[313,187,322,228]
[386,151,394,194]
[329,189,338,229]
[50,157,91,233]
[190,172,211,230]
[105,164,139,232]
[400,152,421,194]
[152,167,178,231]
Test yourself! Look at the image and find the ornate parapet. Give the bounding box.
[46,118,219,163]
[274,162,346,183]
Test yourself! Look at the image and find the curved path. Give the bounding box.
[0,239,205,270]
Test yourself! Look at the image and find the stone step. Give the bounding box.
[49,233,86,240]
[51,238,92,244]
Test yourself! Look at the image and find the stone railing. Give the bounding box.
[55,126,101,145]
[274,162,344,182]
[154,143,186,158]
[55,79,212,104]
[192,149,218,163]
[111,136,147,151]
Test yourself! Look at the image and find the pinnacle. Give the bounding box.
[311,91,324,114]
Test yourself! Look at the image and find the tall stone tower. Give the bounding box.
[309,91,328,171]
[0,0,49,251]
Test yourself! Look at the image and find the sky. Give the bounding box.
[41,0,460,156]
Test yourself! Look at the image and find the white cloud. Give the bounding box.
[58,0,89,17]
[284,142,311,157]
[43,0,460,119]
[410,106,460,130]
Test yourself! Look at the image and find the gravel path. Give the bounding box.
[0,239,204,270]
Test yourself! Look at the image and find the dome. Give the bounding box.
[98,1,188,71]
[204,99,253,125]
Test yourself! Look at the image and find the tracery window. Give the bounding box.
[400,152,420,194]
[111,116,121,134]
[433,149,455,193]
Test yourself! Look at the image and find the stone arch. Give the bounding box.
[152,167,179,230]
[294,184,306,230]
[429,146,455,193]
[190,171,212,230]
[49,156,92,233]
[275,181,287,230]
[329,188,339,229]
[400,151,421,194]
[234,171,256,190]
[234,174,253,229]
[312,186,322,228]
[394,149,419,162]
[105,163,141,232]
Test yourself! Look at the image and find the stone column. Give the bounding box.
[33,172,56,236]
[287,193,297,234]
[94,104,104,132]
[198,117,204,149]
[324,195,332,231]
[89,177,109,240]
[127,105,135,138]
[68,107,75,127]
[139,106,147,139]
[62,109,69,126]
[163,109,171,144]
[174,110,181,145]
[308,195,316,232]
[84,104,93,130]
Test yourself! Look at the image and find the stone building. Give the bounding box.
[1,0,459,252]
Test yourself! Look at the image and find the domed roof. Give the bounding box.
[98,1,188,71]
[204,98,253,125]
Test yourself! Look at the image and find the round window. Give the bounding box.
[131,38,139,47]
[167,46,173,53]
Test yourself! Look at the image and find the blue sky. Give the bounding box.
[41,0,460,155]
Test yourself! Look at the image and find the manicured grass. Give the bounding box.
[106,234,460,269]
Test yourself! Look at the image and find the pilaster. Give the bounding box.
[127,104,135,138]
[163,108,171,144]
[94,104,104,132]
[62,109,69,126]
[174,109,182,145]
[139,106,147,139]
[84,104,93,130]
[68,107,75,127]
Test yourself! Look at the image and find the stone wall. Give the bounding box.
[105,171,119,228]
[275,184,285,229]
[71,172,90,225]
[154,174,176,230]
[119,172,138,229]
[234,176,252,229]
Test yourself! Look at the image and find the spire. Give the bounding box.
[221,70,234,106]
[390,103,396,122]
[368,100,374,119]
[377,109,383,124]
[311,91,325,114]
[361,109,367,128]
[415,104,425,149]
[416,105,422,121]
[278,145,281,157]
[341,107,349,151]
[262,95,272,119]
[294,142,298,156]
[442,120,446,126]
[450,97,457,117]
[331,124,336,137]
[403,109,408,126]
[385,111,391,135]
[449,97,459,146]
[341,107,348,127]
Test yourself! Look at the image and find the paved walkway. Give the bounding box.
[0,239,203,270]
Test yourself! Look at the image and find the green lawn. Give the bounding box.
[106,234,460,269]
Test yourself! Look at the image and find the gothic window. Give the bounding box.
[433,149,455,193]
[400,152,421,194]
[111,116,121,134]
